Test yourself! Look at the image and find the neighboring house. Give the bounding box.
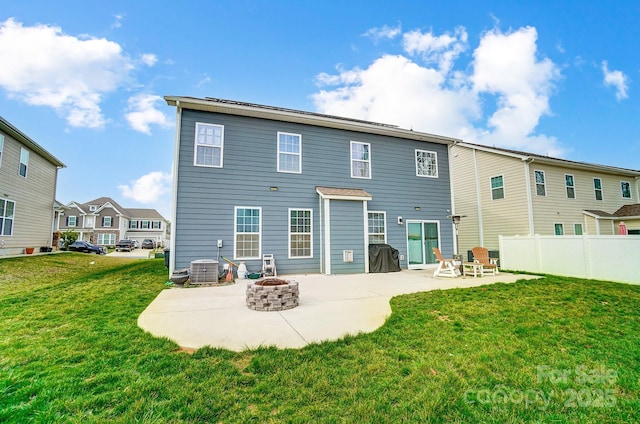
[450,142,640,258]
[0,116,65,256]
[165,96,460,275]
[56,197,168,247]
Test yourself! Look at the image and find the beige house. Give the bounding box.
[57,197,168,247]
[0,116,65,256]
[450,142,640,259]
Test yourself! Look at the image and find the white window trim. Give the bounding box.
[0,135,4,167]
[593,178,603,201]
[18,147,29,178]
[554,223,564,236]
[277,132,302,174]
[97,233,116,245]
[621,181,632,199]
[234,206,262,260]
[350,141,371,179]
[103,216,112,227]
[491,175,505,200]
[68,216,77,227]
[367,211,387,244]
[194,122,224,168]
[415,149,438,178]
[565,174,576,199]
[573,223,583,235]
[0,197,15,236]
[534,170,546,196]
[288,208,313,259]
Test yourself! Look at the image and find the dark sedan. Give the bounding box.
[68,241,107,255]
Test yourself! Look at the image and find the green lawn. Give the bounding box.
[1,254,639,423]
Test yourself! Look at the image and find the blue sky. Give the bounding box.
[1,1,639,219]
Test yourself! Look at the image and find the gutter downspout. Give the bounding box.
[472,148,483,247]
[448,142,458,256]
[169,101,182,274]
[523,157,535,235]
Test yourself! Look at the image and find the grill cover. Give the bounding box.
[368,244,401,273]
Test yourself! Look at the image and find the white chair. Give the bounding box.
[432,247,459,277]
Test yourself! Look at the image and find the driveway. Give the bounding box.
[138,270,541,352]
[108,248,156,259]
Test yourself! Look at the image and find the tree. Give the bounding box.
[60,230,78,250]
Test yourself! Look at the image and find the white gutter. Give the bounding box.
[472,149,483,246]
[523,158,535,235]
[169,101,182,274]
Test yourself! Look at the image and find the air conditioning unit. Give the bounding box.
[190,259,219,284]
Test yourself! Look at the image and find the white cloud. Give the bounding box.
[363,24,402,42]
[118,171,172,204]
[602,60,628,101]
[312,25,564,156]
[112,13,125,29]
[124,93,172,134]
[0,18,134,128]
[141,53,158,66]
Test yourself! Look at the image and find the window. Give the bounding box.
[97,233,116,245]
[621,181,631,199]
[491,175,504,200]
[89,206,97,211]
[554,223,564,236]
[0,198,15,236]
[0,135,4,167]
[235,207,261,259]
[19,148,29,177]
[593,178,603,201]
[277,132,301,173]
[565,174,575,199]
[534,170,546,196]
[194,123,224,167]
[368,212,386,244]
[415,150,438,177]
[289,209,312,258]
[67,216,77,227]
[129,220,139,229]
[350,141,371,179]
[574,223,583,235]
[142,220,150,229]
[102,216,112,227]
[152,221,161,229]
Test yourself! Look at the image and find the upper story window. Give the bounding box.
[289,209,312,258]
[67,216,77,227]
[102,216,112,227]
[350,141,371,179]
[277,132,302,173]
[194,123,224,168]
[89,206,97,211]
[415,150,438,178]
[491,175,504,200]
[19,148,29,178]
[368,212,387,244]
[593,178,603,201]
[235,207,261,259]
[565,174,575,199]
[621,181,632,199]
[152,221,161,229]
[534,170,546,196]
[129,220,138,229]
[141,220,150,229]
[0,135,4,167]
[0,198,15,236]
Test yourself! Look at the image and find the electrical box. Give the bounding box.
[217,239,223,248]
[343,250,353,263]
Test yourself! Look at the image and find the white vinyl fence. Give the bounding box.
[499,235,640,284]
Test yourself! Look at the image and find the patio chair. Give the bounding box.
[471,247,499,275]
[432,247,459,278]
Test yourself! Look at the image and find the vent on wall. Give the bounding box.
[190,259,219,284]
[343,250,353,263]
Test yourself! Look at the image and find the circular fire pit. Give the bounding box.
[246,278,299,311]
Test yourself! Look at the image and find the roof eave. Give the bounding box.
[0,116,66,168]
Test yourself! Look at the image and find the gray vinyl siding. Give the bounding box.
[329,200,365,274]
[174,110,454,274]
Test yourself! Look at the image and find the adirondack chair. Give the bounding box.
[471,247,499,275]
[432,247,459,277]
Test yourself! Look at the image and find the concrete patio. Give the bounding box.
[138,270,541,352]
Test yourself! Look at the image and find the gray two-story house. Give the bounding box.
[0,116,65,256]
[165,96,459,275]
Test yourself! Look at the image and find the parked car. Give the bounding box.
[68,241,107,255]
[116,239,135,252]
[142,239,156,249]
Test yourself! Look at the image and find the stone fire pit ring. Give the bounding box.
[246,278,299,311]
